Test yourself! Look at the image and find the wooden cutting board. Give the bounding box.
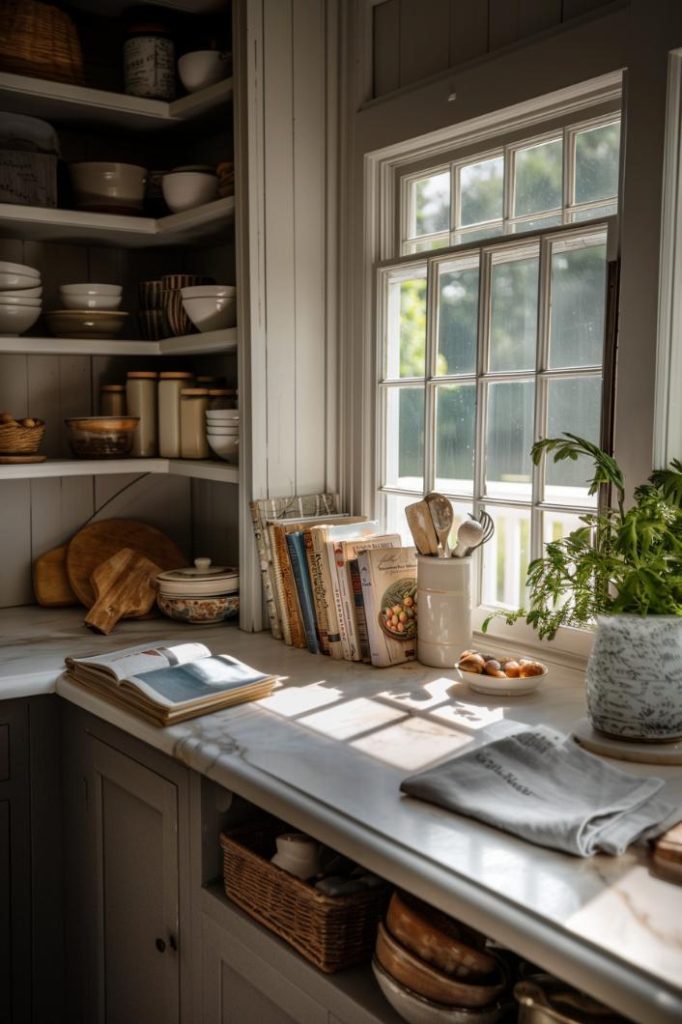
[66,518,185,608]
[84,548,161,634]
[653,821,682,879]
[33,544,78,607]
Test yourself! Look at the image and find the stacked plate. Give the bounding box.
[46,284,127,339]
[206,407,239,463]
[0,260,42,337]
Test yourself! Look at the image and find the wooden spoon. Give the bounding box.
[424,492,454,558]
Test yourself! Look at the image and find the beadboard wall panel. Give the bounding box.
[372,0,619,98]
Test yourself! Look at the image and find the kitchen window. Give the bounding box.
[375,111,620,638]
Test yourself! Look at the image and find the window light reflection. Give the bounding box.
[258,680,341,717]
[298,697,406,741]
[352,715,473,771]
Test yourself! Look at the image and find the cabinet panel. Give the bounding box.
[0,800,11,1024]
[88,737,179,1024]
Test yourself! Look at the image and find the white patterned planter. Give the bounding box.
[586,614,682,741]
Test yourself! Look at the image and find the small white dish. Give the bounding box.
[0,260,40,280]
[180,284,234,300]
[457,665,548,696]
[162,170,218,213]
[182,293,235,332]
[60,290,122,311]
[178,50,231,93]
[0,271,40,290]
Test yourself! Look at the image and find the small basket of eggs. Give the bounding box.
[456,648,547,696]
[0,410,45,459]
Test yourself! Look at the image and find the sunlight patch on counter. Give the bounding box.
[351,714,473,771]
[258,680,342,717]
[297,697,407,740]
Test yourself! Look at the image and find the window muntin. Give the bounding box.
[378,224,610,611]
[401,114,620,256]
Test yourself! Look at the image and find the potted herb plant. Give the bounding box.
[484,434,682,742]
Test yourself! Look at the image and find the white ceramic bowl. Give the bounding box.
[0,285,42,299]
[207,426,239,436]
[180,284,235,300]
[59,287,122,311]
[456,662,548,697]
[0,271,40,290]
[0,304,41,336]
[207,434,239,461]
[0,260,40,280]
[61,283,121,296]
[178,50,230,93]
[182,293,236,332]
[0,295,41,306]
[206,408,239,418]
[69,162,147,214]
[162,171,218,213]
[371,959,505,1024]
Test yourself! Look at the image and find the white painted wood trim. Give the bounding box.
[0,329,237,358]
[0,458,238,482]
[654,48,682,469]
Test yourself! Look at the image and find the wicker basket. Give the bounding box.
[0,0,84,86]
[0,421,45,454]
[220,823,390,973]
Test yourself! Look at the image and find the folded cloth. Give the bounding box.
[400,724,678,857]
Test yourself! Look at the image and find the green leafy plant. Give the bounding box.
[482,434,682,639]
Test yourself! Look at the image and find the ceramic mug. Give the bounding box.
[270,833,320,880]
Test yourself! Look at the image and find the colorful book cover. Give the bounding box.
[310,520,377,659]
[286,531,320,654]
[331,534,401,661]
[357,547,418,667]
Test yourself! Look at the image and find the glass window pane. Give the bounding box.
[409,172,450,237]
[403,234,450,255]
[385,269,427,379]
[544,376,601,507]
[489,249,539,372]
[437,259,479,375]
[383,492,419,545]
[384,386,424,490]
[510,214,562,233]
[459,156,503,226]
[548,238,606,369]
[453,223,503,244]
[542,510,587,548]
[514,138,562,217]
[485,381,535,500]
[569,202,617,223]
[481,505,531,609]
[435,383,476,495]
[575,121,620,205]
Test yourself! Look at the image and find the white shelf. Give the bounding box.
[0,72,232,130]
[0,197,234,247]
[0,458,238,482]
[0,328,237,357]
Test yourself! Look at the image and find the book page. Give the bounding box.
[66,640,211,683]
[123,654,272,708]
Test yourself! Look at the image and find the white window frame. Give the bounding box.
[362,73,623,659]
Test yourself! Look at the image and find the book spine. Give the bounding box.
[287,533,320,654]
[336,543,361,661]
[249,501,282,639]
[357,551,384,666]
[269,523,292,645]
[327,540,352,660]
[315,531,343,659]
[273,525,307,649]
[349,558,370,662]
[304,530,328,654]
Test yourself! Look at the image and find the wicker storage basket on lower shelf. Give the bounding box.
[220,823,390,973]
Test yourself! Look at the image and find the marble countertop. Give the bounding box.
[2,607,681,1023]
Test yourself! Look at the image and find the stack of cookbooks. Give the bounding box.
[65,641,276,726]
[250,492,417,667]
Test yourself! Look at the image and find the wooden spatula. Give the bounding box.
[84,547,161,635]
[405,499,439,556]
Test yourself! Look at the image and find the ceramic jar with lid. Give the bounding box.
[156,557,239,623]
[158,371,193,457]
[180,387,209,458]
[99,383,126,417]
[124,16,175,101]
[126,370,158,456]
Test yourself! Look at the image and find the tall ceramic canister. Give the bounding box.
[158,371,193,457]
[416,555,472,668]
[126,370,158,456]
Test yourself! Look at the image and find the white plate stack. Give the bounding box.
[0,260,42,337]
[206,408,239,463]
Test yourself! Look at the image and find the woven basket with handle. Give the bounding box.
[220,823,390,973]
[0,0,84,85]
[0,421,45,454]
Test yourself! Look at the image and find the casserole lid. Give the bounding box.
[157,557,238,596]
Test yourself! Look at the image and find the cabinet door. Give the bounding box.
[87,737,179,1024]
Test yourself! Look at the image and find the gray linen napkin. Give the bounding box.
[400,724,678,856]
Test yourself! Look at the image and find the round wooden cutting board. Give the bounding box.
[66,518,186,608]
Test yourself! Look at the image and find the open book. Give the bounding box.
[65,641,276,726]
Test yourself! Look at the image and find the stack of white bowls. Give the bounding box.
[46,284,128,340]
[0,260,42,336]
[181,284,236,333]
[206,408,239,463]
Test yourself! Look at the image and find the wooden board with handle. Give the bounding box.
[84,548,161,634]
[33,544,78,607]
[653,821,682,880]
[66,518,186,608]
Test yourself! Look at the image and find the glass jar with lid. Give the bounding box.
[158,371,193,457]
[180,387,210,459]
[126,370,158,456]
[124,11,175,101]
